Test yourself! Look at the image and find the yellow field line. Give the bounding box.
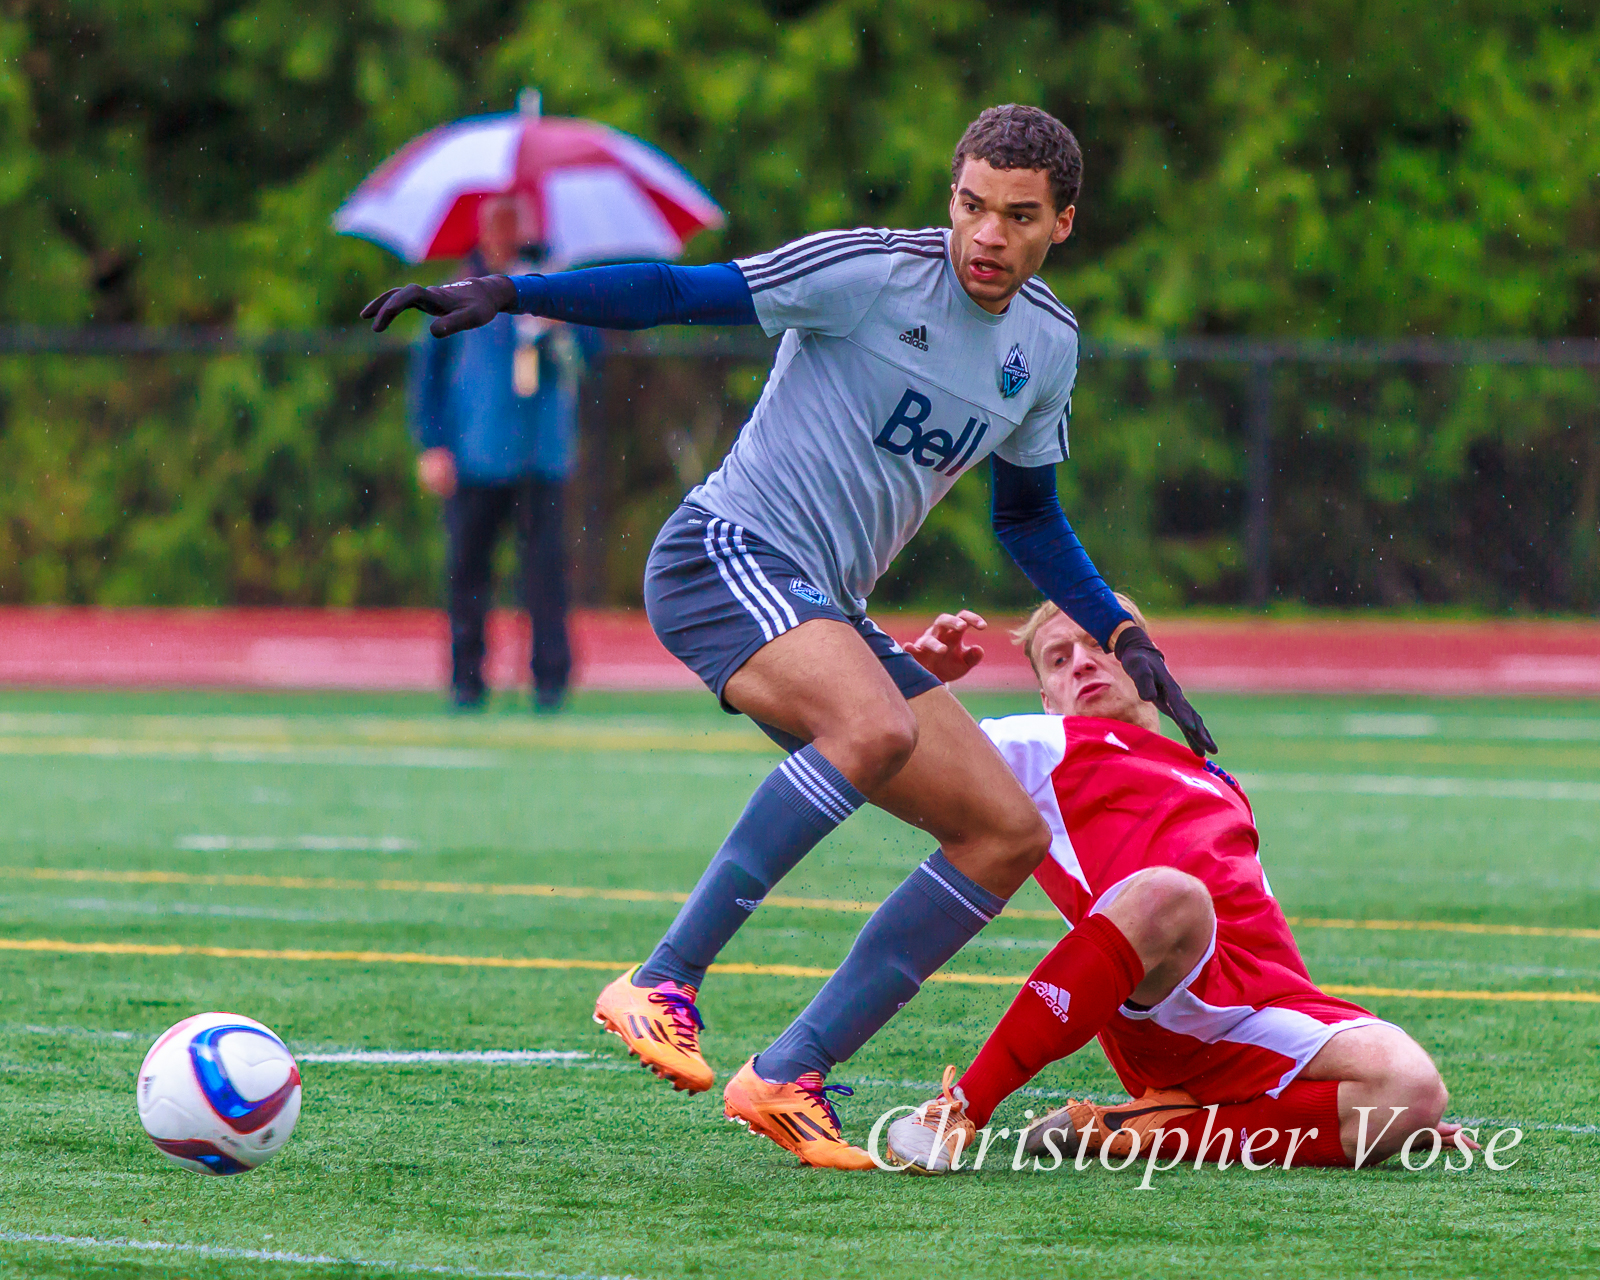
[8,866,1599,940]
[1284,916,1600,941]
[3,865,700,906]
[0,937,991,984]
[0,865,974,917]
[2,937,1595,1001]
[0,937,618,972]
[1321,983,1600,1005]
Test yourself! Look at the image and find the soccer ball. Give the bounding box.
[136,1012,302,1175]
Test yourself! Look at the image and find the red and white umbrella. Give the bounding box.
[334,101,724,267]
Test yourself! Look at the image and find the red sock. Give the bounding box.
[1158,1080,1350,1167]
[957,913,1144,1127]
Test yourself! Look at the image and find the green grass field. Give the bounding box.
[1,686,1598,1279]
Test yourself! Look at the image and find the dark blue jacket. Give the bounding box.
[408,272,599,483]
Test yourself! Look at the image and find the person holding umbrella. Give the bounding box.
[408,194,595,711]
[338,93,727,710]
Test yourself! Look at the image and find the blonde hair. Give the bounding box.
[1013,593,1149,680]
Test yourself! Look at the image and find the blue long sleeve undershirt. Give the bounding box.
[510,262,758,329]
[990,455,1133,651]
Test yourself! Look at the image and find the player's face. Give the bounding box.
[1033,612,1159,731]
[948,159,1075,314]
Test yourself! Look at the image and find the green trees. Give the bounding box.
[0,0,1595,608]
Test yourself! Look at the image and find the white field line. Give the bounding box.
[827,1081,1600,1133]
[178,835,419,852]
[1236,772,1600,803]
[14,1026,643,1073]
[1356,956,1600,981]
[1452,1117,1600,1136]
[0,711,767,750]
[10,721,1600,790]
[5,1030,1004,1088]
[14,731,1599,796]
[1255,713,1600,742]
[290,1057,1600,1134]
[21,1023,135,1040]
[0,738,766,769]
[298,1049,593,1065]
[315,1054,1600,1135]
[49,897,335,924]
[8,1026,1595,1135]
[0,739,498,768]
[11,708,1600,745]
[1341,714,1442,737]
[0,1232,643,1280]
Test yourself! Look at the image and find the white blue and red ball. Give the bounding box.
[136,1012,302,1175]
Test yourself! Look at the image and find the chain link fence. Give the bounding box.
[0,328,1594,613]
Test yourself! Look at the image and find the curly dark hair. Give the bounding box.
[951,104,1082,212]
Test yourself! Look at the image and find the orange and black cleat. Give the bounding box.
[722,1057,876,1171]
[1022,1087,1200,1160]
[593,966,714,1093]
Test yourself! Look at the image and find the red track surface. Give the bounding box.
[1,607,1598,696]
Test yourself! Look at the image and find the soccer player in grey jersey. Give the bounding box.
[366,104,1214,1169]
[697,223,1078,618]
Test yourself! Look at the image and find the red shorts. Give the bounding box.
[1101,988,1378,1105]
[1089,883,1382,1105]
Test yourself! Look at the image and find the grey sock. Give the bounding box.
[754,849,1005,1081]
[635,744,864,989]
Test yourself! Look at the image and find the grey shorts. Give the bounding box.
[643,503,941,751]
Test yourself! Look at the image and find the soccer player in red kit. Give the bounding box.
[884,598,1474,1172]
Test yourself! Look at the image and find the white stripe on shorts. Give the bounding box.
[730,526,801,629]
[703,521,776,642]
[713,520,790,638]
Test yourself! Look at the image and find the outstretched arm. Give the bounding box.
[990,455,1216,755]
[364,263,759,337]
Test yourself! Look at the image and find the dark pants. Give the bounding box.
[446,477,572,700]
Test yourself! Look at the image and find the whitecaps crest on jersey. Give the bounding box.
[1000,343,1030,398]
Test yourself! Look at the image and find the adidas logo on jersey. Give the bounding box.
[898,324,929,351]
[1027,979,1072,1023]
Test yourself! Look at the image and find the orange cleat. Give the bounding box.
[884,1065,978,1174]
[723,1057,877,1171]
[593,966,714,1093]
[1022,1087,1200,1160]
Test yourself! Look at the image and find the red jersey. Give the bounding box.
[980,714,1374,1101]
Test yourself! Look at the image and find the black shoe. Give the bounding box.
[534,687,566,715]
[452,686,487,712]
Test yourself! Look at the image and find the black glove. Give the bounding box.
[361,275,518,337]
[1113,625,1217,756]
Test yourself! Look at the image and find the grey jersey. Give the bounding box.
[688,227,1078,617]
